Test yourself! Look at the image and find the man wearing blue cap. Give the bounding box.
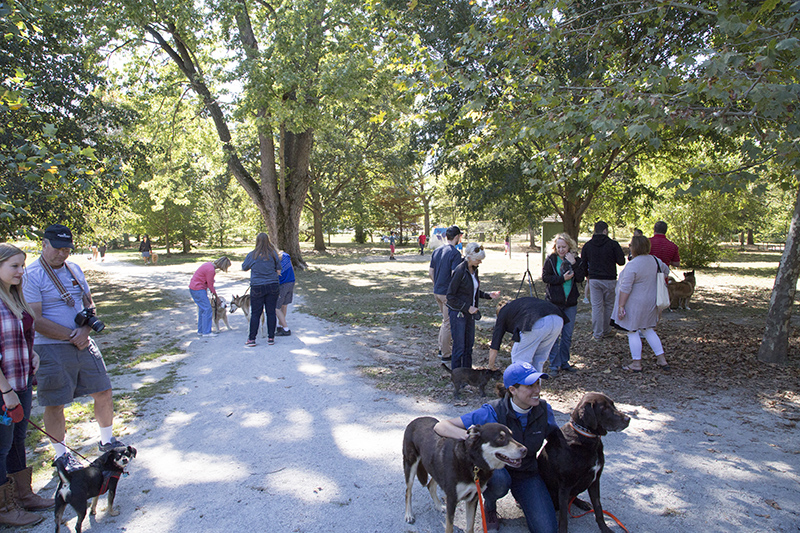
[23,224,126,472]
[435,362,559,532]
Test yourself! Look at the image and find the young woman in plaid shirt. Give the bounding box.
[0,243,53,525]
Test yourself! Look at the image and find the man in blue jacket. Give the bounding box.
[580,221,626,341]
[428,226,463,362]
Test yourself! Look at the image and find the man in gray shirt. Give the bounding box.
[23,225,125,471]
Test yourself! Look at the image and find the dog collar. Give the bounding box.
[569,421,598,438]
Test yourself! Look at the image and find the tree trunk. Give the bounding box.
[528,222,537,248]
[308,186,326,252]
[757,183,800,365]
[164,209,171,255]
[747,228,755,246]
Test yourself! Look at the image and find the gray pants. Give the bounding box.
[589,279,617,339]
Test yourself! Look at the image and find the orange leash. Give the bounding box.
[473,467,488,533]
[568,496,629,533]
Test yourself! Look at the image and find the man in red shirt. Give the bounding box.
[418,233,427,255]
[649,221,680,268]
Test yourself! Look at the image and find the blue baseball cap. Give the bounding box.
[503,362,549,388]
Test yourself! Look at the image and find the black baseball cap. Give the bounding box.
[445,225,463,240]
[43,224,75,249]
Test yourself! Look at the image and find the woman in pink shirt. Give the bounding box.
[189,257,231,337]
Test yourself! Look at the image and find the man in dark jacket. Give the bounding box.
[428,226,463,362]
[488,297,566,372]
[580,221,626,340]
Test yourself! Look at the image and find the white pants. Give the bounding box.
[511,315,564,372]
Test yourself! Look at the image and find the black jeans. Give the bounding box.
[249,283,280,340]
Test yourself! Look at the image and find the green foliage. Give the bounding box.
[657,192,737,268]
[0,4,138,239]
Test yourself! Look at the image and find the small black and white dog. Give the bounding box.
[54,445,137,533]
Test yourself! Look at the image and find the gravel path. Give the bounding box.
[25,255,800,533]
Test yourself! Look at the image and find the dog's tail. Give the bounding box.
[440,363,452,374]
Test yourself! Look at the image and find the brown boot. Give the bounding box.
[0,479,43,526]
[9,467,55,510]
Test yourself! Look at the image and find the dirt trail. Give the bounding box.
[25,254,800,533]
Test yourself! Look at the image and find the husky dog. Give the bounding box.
[229,294,265,337]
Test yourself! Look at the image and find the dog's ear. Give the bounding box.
[576,402,597,430]
[465,425,481,444]
[127,446,137,458]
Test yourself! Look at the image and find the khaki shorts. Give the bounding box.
[276,282,295,307]
[35,339,112,406]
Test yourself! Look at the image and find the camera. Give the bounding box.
[75,308,105,332]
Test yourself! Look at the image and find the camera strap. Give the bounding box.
[39,259,85,309]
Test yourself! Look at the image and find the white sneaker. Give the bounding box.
[201,332,218,337]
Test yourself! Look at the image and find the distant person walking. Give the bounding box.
[389,232,396,261]
[649,221,680,269]
[139,235,152,265]
[429,226,463,362]
[98,242,107,262]
[613,235,671,372]
[242,233,281,347]
[417,234,426,255]
[275,251,295,337]
[581,221,626,341]
[504,235,510,257]
[446,243,501,370]
[542,233,585,376]
[189,257,231,338]
[91,242,99,262]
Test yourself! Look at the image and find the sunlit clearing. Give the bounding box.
[332,424,405,460]
[143,448,248,487]
[239,411,273,428]
[348,278,375,287]
[266,468,341,503]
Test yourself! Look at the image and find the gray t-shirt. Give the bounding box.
[23,257,90,345]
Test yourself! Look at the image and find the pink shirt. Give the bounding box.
[189,262,217,294]
[649,234,680,266]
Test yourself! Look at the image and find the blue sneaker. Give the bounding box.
[99,437,127,453]
[53,453,83,472]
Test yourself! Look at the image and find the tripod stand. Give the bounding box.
[516,252,539,298]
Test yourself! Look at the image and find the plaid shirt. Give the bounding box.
[0,300,34,391]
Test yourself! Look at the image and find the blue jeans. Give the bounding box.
[484,468,557,533]
[448,309,475,369]
[549,305,577,370]
[250,283,279,340]
[190,289,213,334]
[0,383,33,484]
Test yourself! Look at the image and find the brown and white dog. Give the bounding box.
[228,294,265,337]
[538,392,630,533]
[403,416,527,533]
[668,271,696,310]
[212,294,231,332]
[150,251,158,264]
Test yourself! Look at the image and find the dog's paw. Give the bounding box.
[109,507,120,517]
[405,511,415,524]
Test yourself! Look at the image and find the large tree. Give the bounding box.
[71,0,385,267]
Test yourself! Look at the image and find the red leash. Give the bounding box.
[568,496,629,532]
[473,467,488,533]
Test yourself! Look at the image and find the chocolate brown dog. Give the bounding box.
[441,363,502,398]
[54,446,137,533]
[538,393,630,533]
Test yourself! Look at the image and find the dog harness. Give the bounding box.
[99,471,123,496]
